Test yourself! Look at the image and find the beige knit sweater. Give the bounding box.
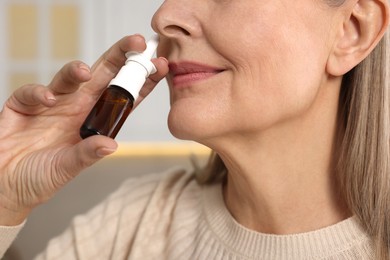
[0,167,374,259]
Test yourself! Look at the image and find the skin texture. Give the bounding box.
[152,0,389,234]
[154,0,338,142]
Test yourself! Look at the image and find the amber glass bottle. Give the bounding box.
[80,36,158,139]
[80,85,134,139]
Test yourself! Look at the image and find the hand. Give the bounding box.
[0,35,169,226]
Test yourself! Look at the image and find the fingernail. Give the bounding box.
[46,96,56,101]
[45,92,57,103]
[133,33,145,40]
[78,63,91,72]
[159,57,169,64]
[96,147,117,158]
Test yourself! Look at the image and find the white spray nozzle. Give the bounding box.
[109,35,159,100]
[143,35,159,59]
[124,35,159,75]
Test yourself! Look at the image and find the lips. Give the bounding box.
[169,61,225,88]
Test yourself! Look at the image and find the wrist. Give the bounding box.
[0,205,30,226]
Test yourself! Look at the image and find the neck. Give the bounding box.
[204,78,351,235]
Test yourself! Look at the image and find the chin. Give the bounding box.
[167,106,216,142]
[167,96,235,144]
[167,112,199,141]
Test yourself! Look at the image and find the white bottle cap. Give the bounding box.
[109,35,159,100]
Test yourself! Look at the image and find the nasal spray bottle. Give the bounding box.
[80,35,159,139]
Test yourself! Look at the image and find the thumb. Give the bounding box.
[56,136,118,180]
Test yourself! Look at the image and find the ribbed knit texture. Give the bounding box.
[202,184,372,259]
[0,167,374,259]
[0,220,25,258]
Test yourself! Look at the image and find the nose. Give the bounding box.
[151,1,202,40]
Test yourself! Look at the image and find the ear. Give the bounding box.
[326,0,389,76]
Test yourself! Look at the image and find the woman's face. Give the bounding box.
[152,0,341,144]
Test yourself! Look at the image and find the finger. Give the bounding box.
[135,57,169,108]
[81,34,147,96]
[48,61,92,94]
[56,136,118,181]
[6,84,57,114]
[147,57,170,87]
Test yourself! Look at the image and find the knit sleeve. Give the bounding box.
[34,167,189,260]
[0,221,25,258]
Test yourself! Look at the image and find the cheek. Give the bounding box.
[167,38,327,140]
[227,39,328,130]
[167,4,333,139]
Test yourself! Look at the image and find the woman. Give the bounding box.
[1,0,389,258]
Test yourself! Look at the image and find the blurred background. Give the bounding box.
[1,0,209,259]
